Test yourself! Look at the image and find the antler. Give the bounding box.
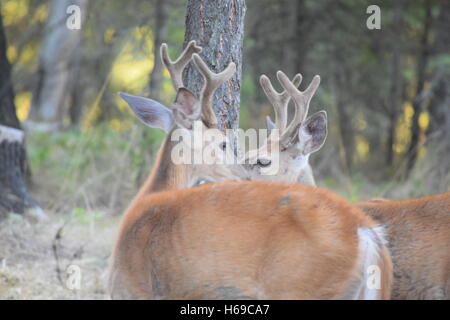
[192,54,236,127]
[260,73,302,133]
[160,41,236,127]
[276,71,321,147]
[160,40,202,91]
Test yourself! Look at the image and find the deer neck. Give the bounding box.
[138,135,189,196]
[296,163,317,186]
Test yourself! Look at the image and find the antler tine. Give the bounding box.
[277,71,321,146]
[160,40,202,91]
[260,73,302,132]
[192,53,236,127]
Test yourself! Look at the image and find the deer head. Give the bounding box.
[244,71,327,185]
[120,41,248,193]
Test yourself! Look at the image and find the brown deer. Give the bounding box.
[108,43,392,300]
[118,40,247,199]
[244,71,327,186]
[251,71,449,300]
[109,180,392,299]
[357,195,450,299]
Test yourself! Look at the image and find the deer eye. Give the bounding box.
[257,158,271,167]
[220,142,227,151]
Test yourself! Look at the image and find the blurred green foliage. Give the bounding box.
[71,207,105,223]
[28,125,162,179]
[26,124,165,211]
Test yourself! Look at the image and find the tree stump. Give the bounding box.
[0,125,47,220]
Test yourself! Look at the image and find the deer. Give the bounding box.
[109,180,392,299]
[249,71,449,300]
[117,40,248,198]
[244,71,327,186]
[357,195,450,299]
[108,42,393,300]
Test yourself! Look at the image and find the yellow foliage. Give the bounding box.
[109,118,131,132]
[84,26,181,132]
[418,111,429,131]
[104,29,116,44]
[19,43,39,67]
[83,101,102,128]
[111,54,152,92]
[1,0,29,26]
[132,26,153,46]
[353,135,370,163]
[110,27,155,94]
[392,103,430,156]
[32,4,48,23]
[404,103,414,118]
[15,91,32,121]
[84,27,154,130]
[7,46,17,63]
[393,102,413,154]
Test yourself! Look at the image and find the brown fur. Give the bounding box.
[109,181,392,299]
[137,136,189,195]
[358,192,450,299]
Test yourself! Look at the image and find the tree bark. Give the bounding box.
[335,91,354,174]
[293,0,308,76]
[333,50,354,174]
[405,0,432,175]
[27,0,87,131]
[68,36,84,127]
[385,4,404,167]
[183,0,246,131]
[0,11,46,220]
[148,0,169,102]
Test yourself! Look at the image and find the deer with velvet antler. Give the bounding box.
[244,71,327,185]
[108,41,393,300]
[117,41,247,197]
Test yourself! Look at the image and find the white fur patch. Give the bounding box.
[291,154,309,170]
[354,226,386,300]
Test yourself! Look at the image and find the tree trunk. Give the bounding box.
[0,11,46,220]
[336,92,354,174]
[68,38,84,127]
[405,0,432,175]
[27,0,87,131]
[293,0,307,75]
[183,0,246,131]
[385,4,404,167]
[333,53,354,174]
[148,0,169,102]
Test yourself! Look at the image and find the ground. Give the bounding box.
[0,212,119,299]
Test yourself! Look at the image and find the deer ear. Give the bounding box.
[298,110,327,155]
[119,92,174,133]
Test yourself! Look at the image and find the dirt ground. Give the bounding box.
[0,211,120,299]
